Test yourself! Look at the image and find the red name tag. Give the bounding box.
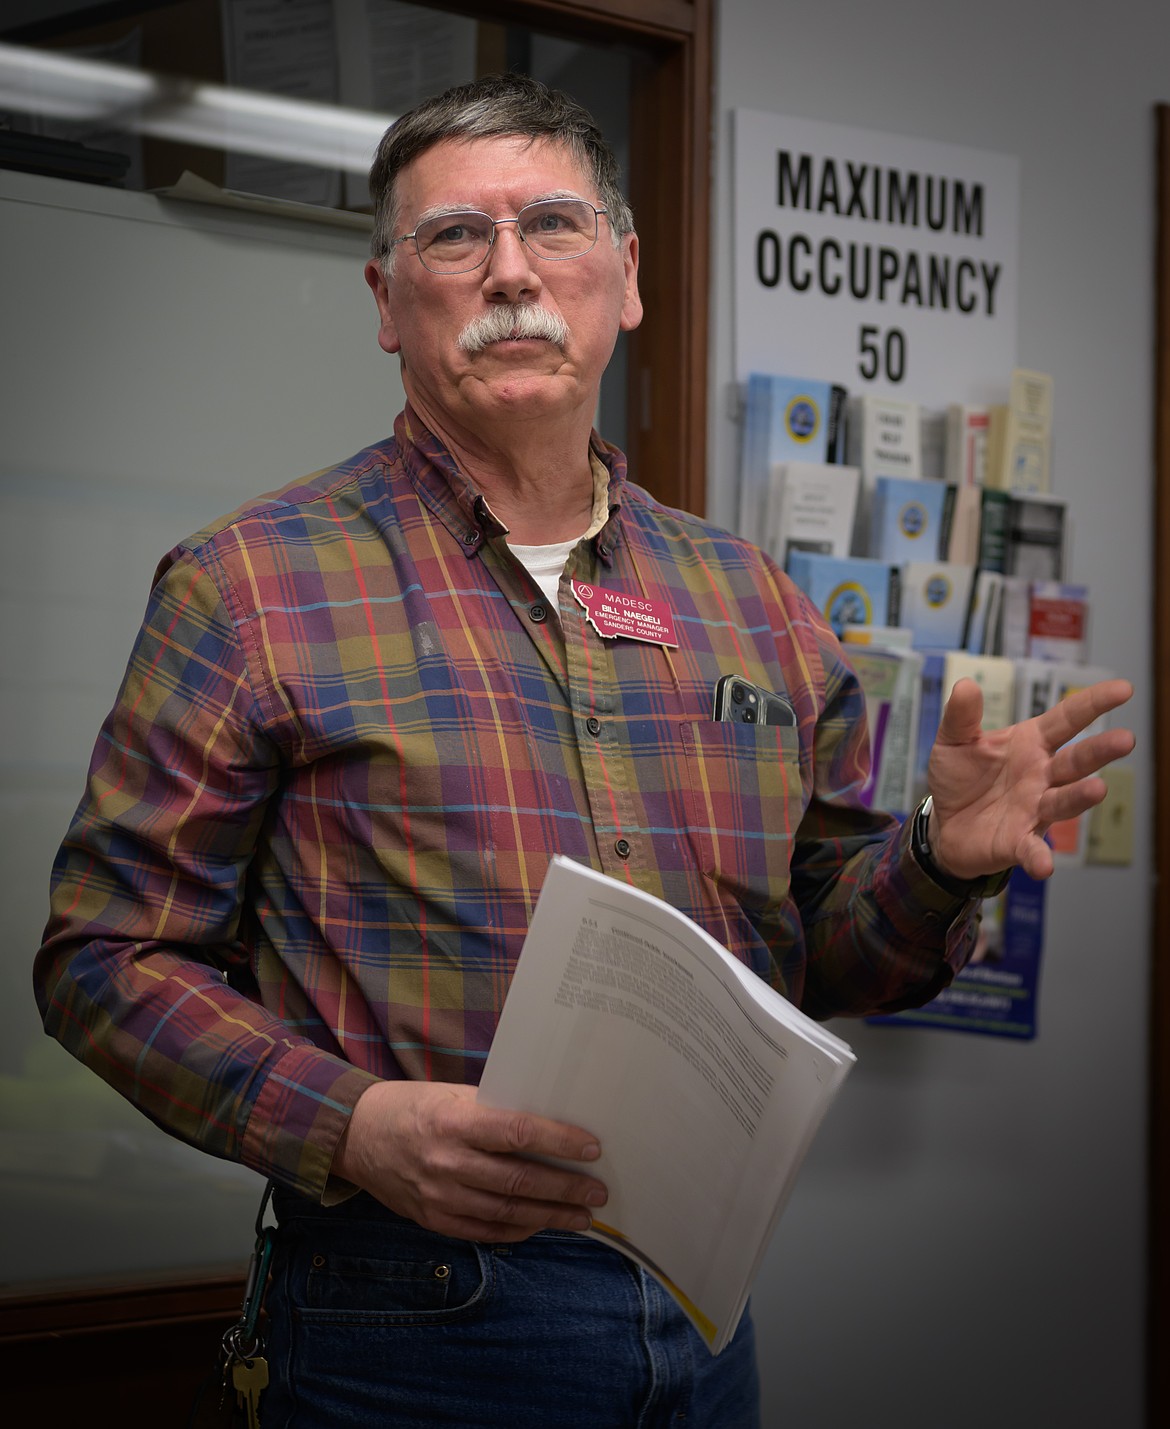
[571,581,678,647]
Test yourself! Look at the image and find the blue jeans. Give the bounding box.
[261,1190,760,1428]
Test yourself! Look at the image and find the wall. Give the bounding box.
[709,3,1163,1426]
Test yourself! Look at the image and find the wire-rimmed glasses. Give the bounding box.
[392,198,608,275]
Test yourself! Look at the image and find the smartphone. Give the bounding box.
[711,675,797,727]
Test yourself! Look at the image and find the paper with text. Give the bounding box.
[478,856,855,1354]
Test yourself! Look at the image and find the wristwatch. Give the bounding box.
[910,796,981,898]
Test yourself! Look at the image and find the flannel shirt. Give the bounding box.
[35,408,985,1202]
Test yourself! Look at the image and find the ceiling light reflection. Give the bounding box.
[0,42,394,175]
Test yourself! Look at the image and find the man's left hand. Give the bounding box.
[926,676,1135,882]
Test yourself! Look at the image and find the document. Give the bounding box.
[478,856,855,1354]
[220,0,342,206]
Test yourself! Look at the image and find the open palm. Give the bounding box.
[926,676,1135,881]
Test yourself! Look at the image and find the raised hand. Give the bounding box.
[926,676,1135,882]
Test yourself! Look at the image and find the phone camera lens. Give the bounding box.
[742,708,757,723]
[731,684,745,704]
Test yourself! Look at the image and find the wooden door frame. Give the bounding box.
[1150,100,1170,1429]
[0,0,713,1396]
[461,0,714,517]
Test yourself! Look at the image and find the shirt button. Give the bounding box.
[614,838,631,859]
[586,716,602,737]
[463,529,477,546]
[529,603,547,623]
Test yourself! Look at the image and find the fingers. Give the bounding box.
[1038,774,1109,828]
[1047,725,1136,787]
[427,1177,602,1243]
[935,677,985,745]
[473,1100,602,1165]
[421,1209,581,1244]
[1035,678,1134,751]
[434,1094,608,1200]
[452,1133,609,1215]
[336,1080,609,1243]
[425,1100,608,1229]
[1017,834,1055,882]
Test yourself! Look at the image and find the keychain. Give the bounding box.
[222,1183,275,1425]
[189,1182,275,1428]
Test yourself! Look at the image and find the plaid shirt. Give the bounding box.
[36,409,984,1202]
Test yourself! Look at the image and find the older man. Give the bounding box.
[36,74,1132,1427]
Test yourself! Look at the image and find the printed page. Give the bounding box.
[479,856,854,1352]
[335,0,478,207]
[220,0,342,206]
[766,460,860,566]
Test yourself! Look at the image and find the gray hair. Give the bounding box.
[369,72,634,274]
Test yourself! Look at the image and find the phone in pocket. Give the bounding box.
[711,675,797,727]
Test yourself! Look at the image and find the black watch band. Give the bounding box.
[911,796,982,899]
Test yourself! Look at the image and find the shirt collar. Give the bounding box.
[394,404,627,567]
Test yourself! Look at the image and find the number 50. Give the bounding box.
[858,325,906,383]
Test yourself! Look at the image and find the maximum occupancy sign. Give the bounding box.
[733,109,1020,405]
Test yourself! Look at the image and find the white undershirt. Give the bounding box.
[507,537,581,608]
[502,452,612,608]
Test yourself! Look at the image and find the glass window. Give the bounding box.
[1,1,632,440]
[0,0,634,1288]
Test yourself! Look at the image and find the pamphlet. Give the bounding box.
[848,643,925,817]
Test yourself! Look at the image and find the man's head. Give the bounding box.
[363,74,641,446]
[368,73,635,275]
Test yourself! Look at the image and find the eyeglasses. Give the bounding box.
[391,198,608,275]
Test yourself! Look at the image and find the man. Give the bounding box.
[35,74,1132,1427]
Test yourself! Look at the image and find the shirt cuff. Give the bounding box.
[242,1045,382,1204]
[890,813,1011,932]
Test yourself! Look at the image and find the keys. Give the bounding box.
[232,1355,270,1429]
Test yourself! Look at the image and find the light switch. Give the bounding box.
[1086,765,1135,866]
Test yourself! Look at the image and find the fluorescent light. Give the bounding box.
[0,41,394,174]
[0,41,154,120]
[152,82,392,171]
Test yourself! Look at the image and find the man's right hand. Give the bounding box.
[332,1080,608,1242]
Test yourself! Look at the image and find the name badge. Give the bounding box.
[571,581,678,647]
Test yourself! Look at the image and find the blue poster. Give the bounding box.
[870,867,1047,1039]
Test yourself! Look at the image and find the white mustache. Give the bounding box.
[457,304,570,354]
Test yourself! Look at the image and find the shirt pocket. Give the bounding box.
[679,719,805,915]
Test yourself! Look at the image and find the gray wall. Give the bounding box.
[710,3,1161,1426]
